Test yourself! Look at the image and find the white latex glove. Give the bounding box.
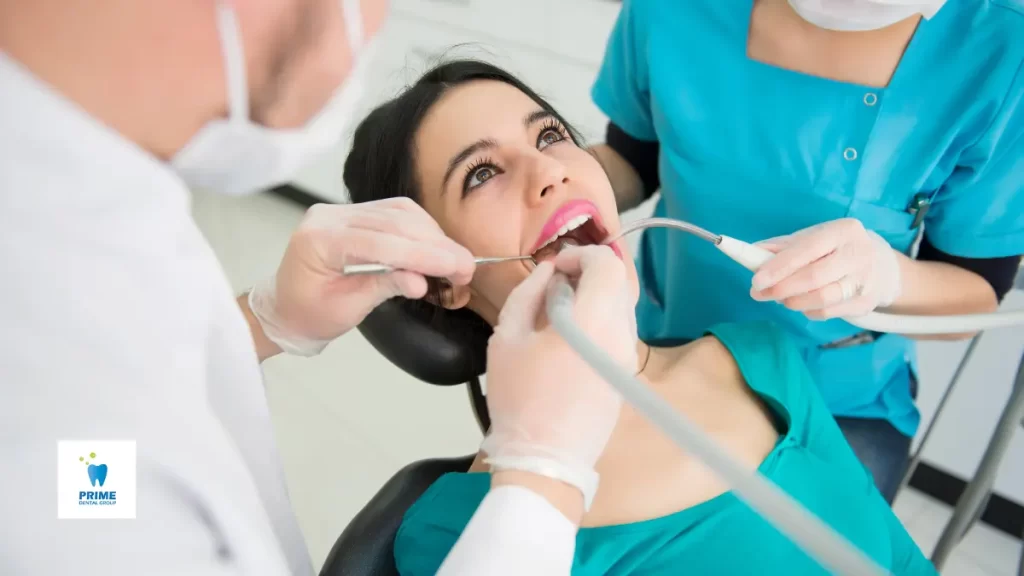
[481,245,638,510]
[248,198,475,356]
[750,218,902,320]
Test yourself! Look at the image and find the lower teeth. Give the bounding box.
[531,237,583,262]
[557,238,580,250]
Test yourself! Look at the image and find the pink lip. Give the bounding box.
[528,199,623,260]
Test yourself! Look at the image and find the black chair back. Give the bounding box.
[319,455,475,576]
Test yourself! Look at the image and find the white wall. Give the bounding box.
[288,0,1024,505]
[290,0,623,203]
[913,291,1024,502]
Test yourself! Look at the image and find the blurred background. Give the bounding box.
[189,0,1023,573]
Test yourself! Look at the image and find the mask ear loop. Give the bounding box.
[213,2,249,122]
[342,0,365,56]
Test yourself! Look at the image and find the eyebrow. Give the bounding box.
[440,109,558,194]
[523,109,554,128]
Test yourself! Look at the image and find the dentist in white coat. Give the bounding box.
[0,0,635,574]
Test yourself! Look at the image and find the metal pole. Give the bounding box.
[931,349,1024,570]
[896,335,983,498]
[1018,491,1024,576]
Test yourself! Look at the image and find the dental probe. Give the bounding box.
[604,217,1024,334]
[544,275,888,576]
[342,255,535,276]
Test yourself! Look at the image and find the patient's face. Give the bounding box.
[413,80,639,324]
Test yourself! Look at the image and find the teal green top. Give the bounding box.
[393,322,937,575]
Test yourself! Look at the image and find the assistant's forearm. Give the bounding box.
[237,292,283,362]
[884,253,999,341]
[591,144,646,213]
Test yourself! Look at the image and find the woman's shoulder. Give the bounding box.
[701,321,808,380]
[654,321,808,389]
[678,321,819,429]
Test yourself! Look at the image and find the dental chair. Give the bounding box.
[318,298,492,576]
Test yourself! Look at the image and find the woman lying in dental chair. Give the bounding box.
[343,60,936,576]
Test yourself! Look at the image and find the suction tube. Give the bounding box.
[608,218,1024,334]
[544,275,888,576]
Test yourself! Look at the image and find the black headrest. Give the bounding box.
[357,297,490,386]
[319,455,475,576]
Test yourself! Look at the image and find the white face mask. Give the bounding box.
[172,0,376,196]
[787,0,947,32]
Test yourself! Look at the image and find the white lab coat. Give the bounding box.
[0,53,577,575]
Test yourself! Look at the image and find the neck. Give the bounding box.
[0,1,223,160]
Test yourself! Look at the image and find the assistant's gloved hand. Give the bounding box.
[482,245,637,510]
[750,218,902,320]
[248,198,475,356]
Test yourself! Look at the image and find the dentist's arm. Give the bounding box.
[437,472,583,576]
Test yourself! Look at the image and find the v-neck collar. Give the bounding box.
[738,0,935,93]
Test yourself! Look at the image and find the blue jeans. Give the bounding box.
[835,417,912,504]
[834,374,917,504]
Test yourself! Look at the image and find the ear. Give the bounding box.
[423,279,473,310]
[442,283,473,310]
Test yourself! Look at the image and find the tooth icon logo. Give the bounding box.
[79,452,108,487]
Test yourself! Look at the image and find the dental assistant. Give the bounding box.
[592,0,1024,502]
[1,1,628,574]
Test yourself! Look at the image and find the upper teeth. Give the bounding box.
[536,214,592,252]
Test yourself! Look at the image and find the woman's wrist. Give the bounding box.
[491,469,585,526]
[886,252,997,314]
[237,292,283,362]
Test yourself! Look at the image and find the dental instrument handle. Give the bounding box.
[342,255,534,276]
[716,235,775,271]
[715,235,1024,334]
[544,275,888,576]
[342,263,399,276]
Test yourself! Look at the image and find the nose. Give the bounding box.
[524,150,569,206]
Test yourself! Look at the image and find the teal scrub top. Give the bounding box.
[393,322,936,575]
[592,0,1024,437]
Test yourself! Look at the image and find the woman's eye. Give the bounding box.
[466,165,497,191]
[537,127,566,150]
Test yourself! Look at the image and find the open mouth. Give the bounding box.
[529,201,620,263]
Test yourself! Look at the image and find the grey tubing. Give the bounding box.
[545,274,888,576]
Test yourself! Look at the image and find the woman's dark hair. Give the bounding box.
[342,59,584,365]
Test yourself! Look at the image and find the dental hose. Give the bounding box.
[543,217,1024,574]
[544,276,889,576]
[609,217,1024,334]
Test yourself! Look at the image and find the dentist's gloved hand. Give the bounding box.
[750,218,902,320]
[482,245,637,510]
[248,198,475,356]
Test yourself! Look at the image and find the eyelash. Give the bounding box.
[536,118,569,149]
[461,118,570,195]
[463,156,501,195]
